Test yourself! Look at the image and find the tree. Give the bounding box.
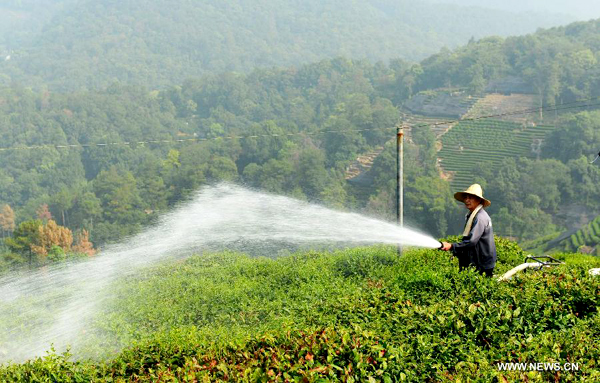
[468,64,486,94]
[241,163,262,188]
[72,229,96,257]
[163,149,181,171]
[320,172,348,209]
[36,203,52,221]
[0,204,15,237]
[296,146,328,199]
[70,190,103,230]
[411,125,437,176]
[366,189,395,220]
[30,219,73,258]
[568,156,600,209]
[322,116,366,169]
[519,159,571,213]
[542,111,600,163]
[257,159,293,194]
[493,207,515,238]
[365,98,399,145]
[405,176,454,237]
[206,156,238,182]
[238,121,287,168]
[513,197,556,241]
[139,175,169,214]
[486,158,521,211]
[94,167,144,225]
[5,220,43,266]
[52,188,74,227]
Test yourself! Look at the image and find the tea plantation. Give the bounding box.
[438,120,556,190]
[563,215,600,255]
[0,238,599,382]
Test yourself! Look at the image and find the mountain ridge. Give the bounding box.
[0,0,574,91]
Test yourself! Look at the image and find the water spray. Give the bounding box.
[0,183,440,363]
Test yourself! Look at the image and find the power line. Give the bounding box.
[0,97,599,153]
[0,129,378,152]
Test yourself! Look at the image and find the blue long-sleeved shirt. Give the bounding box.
[452,208,497,270]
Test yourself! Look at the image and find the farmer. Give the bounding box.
[439,184,496,277]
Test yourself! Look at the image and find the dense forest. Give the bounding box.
[0,0,570,91]
[0,56,599,269]
[0,59,407,267]
[0,3,598,268]
[416,20,600,104]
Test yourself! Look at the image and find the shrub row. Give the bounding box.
[439,119,556,189]
[0,239,599,382]
[567,215,600,252]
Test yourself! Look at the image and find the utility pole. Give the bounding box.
[396,126,404,256]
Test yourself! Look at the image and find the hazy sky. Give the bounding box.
[433,0,600,21]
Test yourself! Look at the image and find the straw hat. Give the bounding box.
[454,184,491,207]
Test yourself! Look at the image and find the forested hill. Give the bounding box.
[0,17,600,268]
[0,0,571,91]
[417,19,600,104]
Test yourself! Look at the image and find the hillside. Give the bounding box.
[0,0,571,91]
[438,119,556,190]
[1,242,599,381]
[562,215,600,255]
[0,17,600,270]
[417,19,600,107]
[463,93,541,123]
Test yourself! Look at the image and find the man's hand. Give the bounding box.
[440,241,452,251]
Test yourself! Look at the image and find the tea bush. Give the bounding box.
[563,215,600,254]
[1,239,599,382]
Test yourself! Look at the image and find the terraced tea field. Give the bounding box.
[463,93,541,123]
[563,215,600,255]
[344,146,384,180]
[438,119,555,190]
[400,112,457,138]
[404,90,481,118]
